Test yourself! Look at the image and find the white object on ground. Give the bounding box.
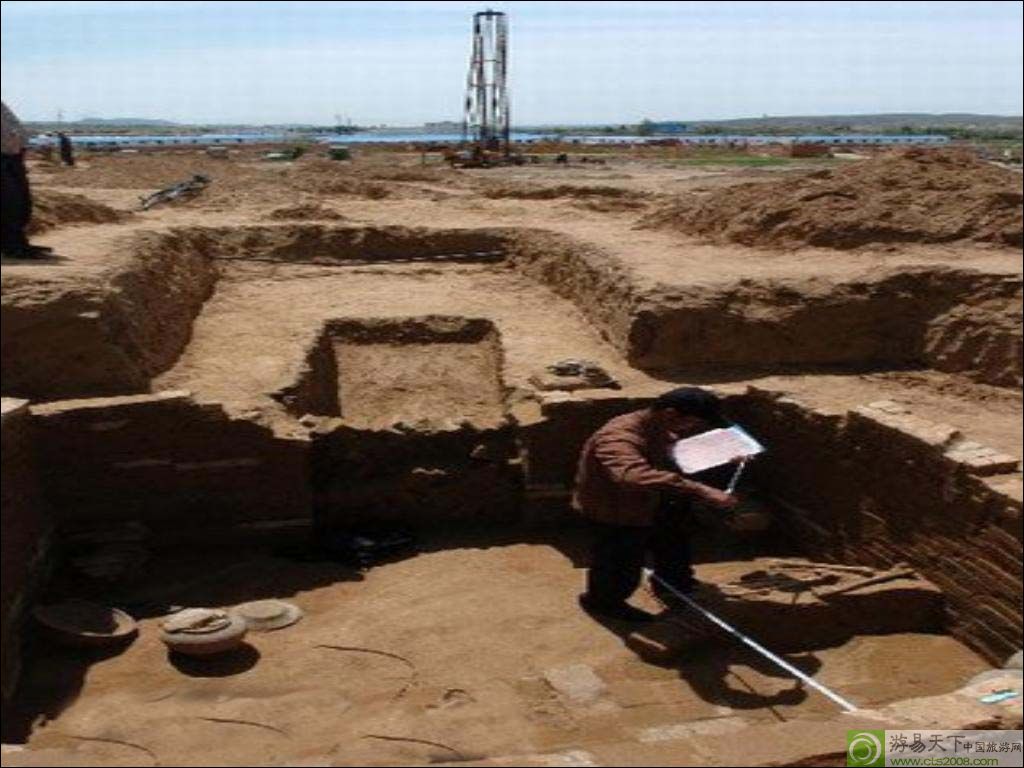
[543,663,607,705]
[234,599,303,631]
[672,425,764,475]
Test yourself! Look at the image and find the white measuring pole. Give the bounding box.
[644,569,859,712]
[725,457,748,494]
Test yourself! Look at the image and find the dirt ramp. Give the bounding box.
[27,190,126,235]
[641,148,1023,249]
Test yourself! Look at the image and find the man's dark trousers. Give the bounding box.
[1,152,32,254]
[585,500,695,607]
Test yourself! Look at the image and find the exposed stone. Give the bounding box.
[543,663,607,705]
[945,445,1019,476]
[865,399,912,415]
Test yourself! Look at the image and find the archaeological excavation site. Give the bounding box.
[1,141,1022,766]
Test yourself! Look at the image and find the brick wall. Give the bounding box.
[30,391,311,534]
[730,389,1022,664]
[1,398,51,702]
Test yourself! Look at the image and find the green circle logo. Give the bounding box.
[847,730,884,767]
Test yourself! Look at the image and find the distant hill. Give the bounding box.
[77,117,180,126]
[529,113,1023,139]
[694,113,1022,131]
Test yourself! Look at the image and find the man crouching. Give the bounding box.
[573,387,737,623]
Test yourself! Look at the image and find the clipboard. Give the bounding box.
[670,425,765,475]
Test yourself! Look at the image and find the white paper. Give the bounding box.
[671,425,764,475]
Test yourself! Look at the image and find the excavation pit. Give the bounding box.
[280,316,507,430]
[0,532,1012,768]
[2,152,1021,765]
[4,383,1020,766]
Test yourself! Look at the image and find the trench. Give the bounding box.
[1,223,1021,764]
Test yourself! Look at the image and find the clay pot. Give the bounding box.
[33,600,138,649]
[160,608,248,656]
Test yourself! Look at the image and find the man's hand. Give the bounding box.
[697,486,739,510]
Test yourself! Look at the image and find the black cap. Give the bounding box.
[651,387,725,424]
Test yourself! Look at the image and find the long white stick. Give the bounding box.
[644,569,859,712]
[725,458,748,494]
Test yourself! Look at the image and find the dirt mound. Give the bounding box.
[267,203,346,221]
[572,197,650,214]
[483,183,646,201]
[27,190,126,235]
[39,153,246,190]
[38,154,415,204]
[287,160,393,198]
[640,149,1023,249]
[358,166,460,184]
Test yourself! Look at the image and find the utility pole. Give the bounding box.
[462,9,510,158]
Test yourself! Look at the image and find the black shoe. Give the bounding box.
[3,245,51,260]
[578,593,656,624]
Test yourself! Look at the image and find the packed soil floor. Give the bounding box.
[4,533,992,767]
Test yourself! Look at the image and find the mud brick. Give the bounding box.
[963,620,1021,662]
[864,400,912,416]
[31,390,192,419]
[858,510,889,537]
[974,599,1024,634]
[945,446,1020,476]
[2,398,52,701]
[926,572,974,603]
[981,522,1024,554]
[984,475,1024,506]
[970,559,1024,601]
[964,629,1023,667]
[849,408,961,451]
[858,542,900,568]
[936,558,984,593]
[972,537,1023,576]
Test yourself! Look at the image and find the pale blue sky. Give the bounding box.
[2,0,1021,125]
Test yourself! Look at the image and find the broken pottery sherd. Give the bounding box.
[233,599,303,632]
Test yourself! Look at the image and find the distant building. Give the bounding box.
[424,121,463,131]
[648,121,689,134]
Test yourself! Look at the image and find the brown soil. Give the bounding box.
[482,182,648,201]
[330,317,506,429]
[641,148,1024,249]
[267,203,346,221]
[4,542,992,767]
[285,160,395,199]
[27,189,127,235]
[34,153,447,210]
[2,146,1021,767]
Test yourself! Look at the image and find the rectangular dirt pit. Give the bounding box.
[328,316,506,430]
